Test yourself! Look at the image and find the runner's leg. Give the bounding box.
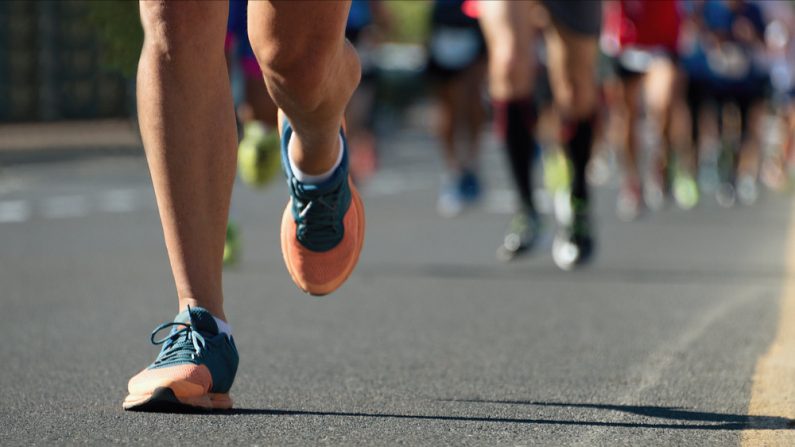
[479,1,542,260]
[248,0,360,175]
[125,0,240,412]
[544,21,599,203]
[138,1,235,319]
[248,0,365,295]
[544,13,599,269]
[479,0,537,211]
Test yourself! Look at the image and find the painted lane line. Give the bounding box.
[0,200,31,223]
[575,291,756,446]
[742,202,795,445]
[98,189,137,213]
[40,195,89,219]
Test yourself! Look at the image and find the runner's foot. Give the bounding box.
[223,220,241,266]
[672,170,699,210]
[553,192,594,271]
[736,174,759,206]
[238,121,281,188]
[438,172,465,218]
[497,208,542,262]
[617,179,643,222]
[458,169,482,204]
[123,306,239,412]
[279,119,365,296]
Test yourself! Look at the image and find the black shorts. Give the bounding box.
[541,0,602,37]
[614,48,678,80]
[426,25,486,81]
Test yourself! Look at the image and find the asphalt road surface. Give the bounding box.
[1,129,794,446]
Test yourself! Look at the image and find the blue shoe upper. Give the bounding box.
[458,170,481,203]
[148,306,239,393]
[281,120,352,252]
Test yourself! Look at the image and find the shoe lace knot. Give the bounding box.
[292,178,345,249]
[150,319,207,365]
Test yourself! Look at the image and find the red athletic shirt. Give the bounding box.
[604,0,681,54]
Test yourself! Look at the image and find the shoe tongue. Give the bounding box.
[174,306,219,335]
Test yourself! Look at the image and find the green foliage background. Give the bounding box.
[85,0,142,77]
[382,0,432,44]
[83,0,431,77]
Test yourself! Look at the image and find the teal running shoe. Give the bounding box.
[552,192,594,271]
[279,115,365,296]
[497,208,542,262]
[123,306,239,412]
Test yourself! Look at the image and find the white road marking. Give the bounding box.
[0,200,31,223]
[0,188,154,225]
[41,195,89,219]
[98,189,137,213]
[0,178,26,196]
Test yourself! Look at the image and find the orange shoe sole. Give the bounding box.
[280,178,365,296]
[123,387,232,412]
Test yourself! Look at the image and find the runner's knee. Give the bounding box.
[562,79,597,120]
[489,42,532,98]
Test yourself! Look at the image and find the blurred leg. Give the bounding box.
[738,99,764,178]
[435,78,461,172]
[644,58,678,181]
[244,75,279,127]
[479,0,537,211]
[138,0,235,320]
[544,23,598,120]
[481,1,543,260]
[787,102,795,167]
[345,77,378,182]
[544,21,599,201]
[544,13,599,269]
[619,74,643,185]
[478,1,535,100]
[462,59,487,166]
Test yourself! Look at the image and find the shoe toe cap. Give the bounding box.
[281,184,365,295]
[128,364,212,397]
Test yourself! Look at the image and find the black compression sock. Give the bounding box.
[493,98,537,212]
[562,115,595,202]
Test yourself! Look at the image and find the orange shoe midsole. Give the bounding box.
[123,390,232,410]
[282,179,365,296]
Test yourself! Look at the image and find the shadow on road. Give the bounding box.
[357,262,789,286]
[434,399,794,430]
[221,400,793,431]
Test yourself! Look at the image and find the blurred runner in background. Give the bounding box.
[477,0,601,270]
[602,0,691,220]
[345,0,391,183]
[427,0,488,217]
[681,0,770,207]
[757,0,795,191]
[223,0,281,265]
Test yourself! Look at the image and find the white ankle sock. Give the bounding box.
[288,134,344,184]
[213,316,233,336]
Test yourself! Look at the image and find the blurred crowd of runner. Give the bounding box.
[223,0,795,269]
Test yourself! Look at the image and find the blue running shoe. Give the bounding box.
[279,115,365,296]
[458,169,482,203]
[123,306,239,412]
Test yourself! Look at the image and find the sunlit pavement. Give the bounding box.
[1,128,792,445]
